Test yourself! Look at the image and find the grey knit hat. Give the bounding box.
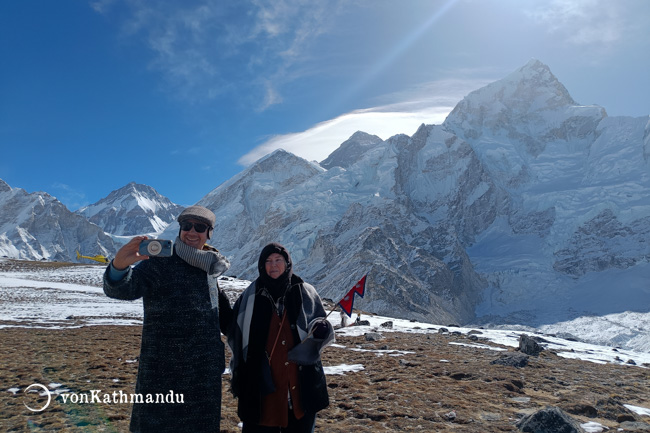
[177,205,216,238]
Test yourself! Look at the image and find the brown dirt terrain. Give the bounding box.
[1,259,649,432]
[1,325,649,433]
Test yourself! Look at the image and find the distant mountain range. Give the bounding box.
[76,182,184,236]
[2,59,648,333]
[0,179,118,262]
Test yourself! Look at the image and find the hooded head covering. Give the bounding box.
[257,242,293,299]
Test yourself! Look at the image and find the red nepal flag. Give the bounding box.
[338,275,367,317]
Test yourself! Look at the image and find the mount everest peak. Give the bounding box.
[320,131,384,170]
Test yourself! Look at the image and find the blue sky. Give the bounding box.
[1,0,649,210]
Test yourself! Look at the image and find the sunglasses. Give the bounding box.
[180,221,210,233]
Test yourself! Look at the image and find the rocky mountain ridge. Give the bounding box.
[0,179,116,262]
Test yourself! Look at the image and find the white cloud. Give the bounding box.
[100,0,345,108]
[258,79,283,112]
[237,108,446,166]
[90,0,117,15]
[527,0,624,46]
[238,77,489,166]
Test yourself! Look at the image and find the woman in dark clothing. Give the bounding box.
[228,243,334,433]
[104,205,232,433]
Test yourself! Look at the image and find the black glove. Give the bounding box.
[312,320,329,339]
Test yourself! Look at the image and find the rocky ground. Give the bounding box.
[1,259,649,432]
[1,324,649,433]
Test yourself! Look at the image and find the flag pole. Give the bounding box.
[300,303,339,342]
[325,303,340,319]
[301,274,367,342]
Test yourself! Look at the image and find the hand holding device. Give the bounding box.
[138,239,173,257]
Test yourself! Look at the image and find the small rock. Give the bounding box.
[563,403,598,418]
[399,359,420,367]
[365,332,384,341]
[444,410,457,421]
[380,321,393,329]
[519,334,544,356]
[617,414,636,423]
[516,406,582,433]
[491,353,529,368]
[619,421,650,431]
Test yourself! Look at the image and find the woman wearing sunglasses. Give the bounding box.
[103,205,232,433]
[227,242,334,433]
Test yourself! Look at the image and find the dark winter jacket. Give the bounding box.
[103,251,232,433]
[228,274,330,425]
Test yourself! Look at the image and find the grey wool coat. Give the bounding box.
[103,252,231,433]
[228,274,331,424]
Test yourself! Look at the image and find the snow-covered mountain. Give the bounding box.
[0,180,181,261]
[161,148,327,270]
[442,59,650,326]
[2,59,648,343]
[162,59,649,330]
[164,134,491,325]
[0,179,117,261]
[76,182,184,236]
[320,131,384,169]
